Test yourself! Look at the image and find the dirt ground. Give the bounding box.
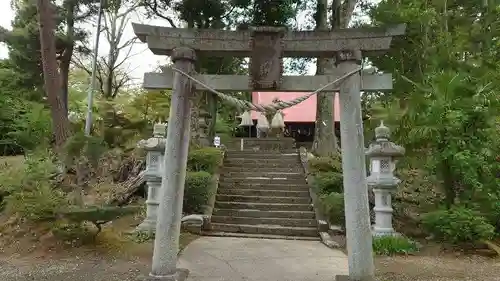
[375,255,500,281]
[1,228,499,281]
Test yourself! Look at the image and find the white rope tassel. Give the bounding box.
[271,110,285,129]
[256,113,269,132]
[238,111,253,127]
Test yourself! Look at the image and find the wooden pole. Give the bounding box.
[150,47,196,281]
[336,50,375,281]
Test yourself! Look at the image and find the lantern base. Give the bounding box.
[371,226,400,237]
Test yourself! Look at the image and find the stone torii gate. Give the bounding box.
[132,23,405,281]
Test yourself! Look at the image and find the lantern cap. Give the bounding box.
[366,121,405,158]
[153,121,167,137]
[375,120,390,140]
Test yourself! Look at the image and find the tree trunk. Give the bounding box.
[312,0,358,157]
[312,0,338,156]
[60,0,77,116]
[37,0,71,148]
[207,92,217,144]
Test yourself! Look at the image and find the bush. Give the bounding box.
[372,235,419,256]
[187,148,222,174]
[6,184,67,221]
[184,171,212,214]
[2,151,65,221]
[308,155,342,174]
[319,192,345,226]
[421,206,495,244]
[314,171,343,194]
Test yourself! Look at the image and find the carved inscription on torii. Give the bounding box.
[248,26,286,91]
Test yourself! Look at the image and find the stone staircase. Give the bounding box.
[207,149,319,240]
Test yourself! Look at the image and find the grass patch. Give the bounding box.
[373,235,419,256]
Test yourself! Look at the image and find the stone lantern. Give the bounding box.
[365,121,405,236]
[136,121,167,233]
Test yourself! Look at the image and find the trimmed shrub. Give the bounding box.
[58,205,141,235]
[187,148,223,174]
[184,171,212,214]
[314,171,343,194]
[319,192,345,226]
[308,155,342,174]
[422,206,495,244]
[372,235,419,256]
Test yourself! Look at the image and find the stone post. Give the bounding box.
[136,122,167,233]
[336,49,375,281]
[366,121,405,236]
[149,47,196,281]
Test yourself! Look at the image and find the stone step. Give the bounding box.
[211,216,317,228]
[224,156,300,164]
[217,188,310,197]
[214,201,312,211]
[202,231,320,241]
[226,149,298,154]
[218,182,308,191]
[226,152,298,160]
[216,194,310,204]
[212,209,316,219]
[221,171,304,179]
[222,166,303,173]
[219,177,305,185]
[210,223,318,237]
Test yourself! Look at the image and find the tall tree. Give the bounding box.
[312,0,358,156]
[2,0,98,114]
[74,0,140,99]
[36,0,71,148]
[366,0,500,207]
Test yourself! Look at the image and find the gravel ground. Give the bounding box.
[1,251,499,281]
[375,255,500,281]
[1,254,151,281]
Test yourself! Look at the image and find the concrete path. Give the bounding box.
[178,236,349,281]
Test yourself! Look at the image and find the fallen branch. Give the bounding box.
[107,170,146,206]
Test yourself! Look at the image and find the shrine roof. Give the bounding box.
[251,92,340,123]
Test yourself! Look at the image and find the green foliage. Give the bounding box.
[314,172,343,194]
[2,151,65,221]
[308,156,342,173]
[7,101,53,151]
[309,156,343,195]
[6,184,67,221]
[50,221,95,245]
[0,95,52,155]
[319,192,345,227]
[64,132,107,168]
[372,235,419,256]
[187,148,223,174]
[129,231,155,243]
[422,207,495,244]
[184,171,212,214]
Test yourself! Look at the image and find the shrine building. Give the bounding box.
[248,92,341,145]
